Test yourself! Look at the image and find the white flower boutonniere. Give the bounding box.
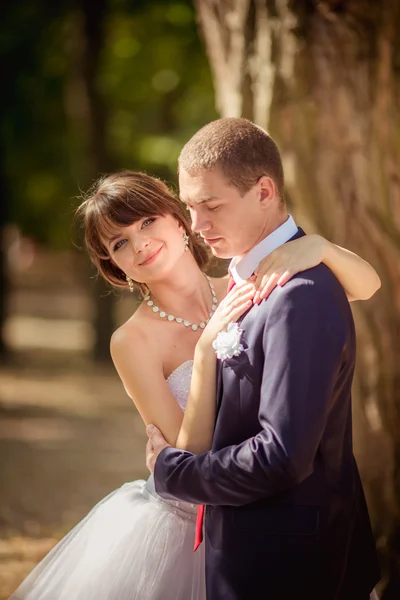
[212,322,244,361]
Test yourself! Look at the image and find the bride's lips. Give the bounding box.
[139,246,163,266]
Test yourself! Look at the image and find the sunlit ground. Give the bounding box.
[0,315,147,598]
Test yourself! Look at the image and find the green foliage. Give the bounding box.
[1,0,216,248]
[101,0,216,176]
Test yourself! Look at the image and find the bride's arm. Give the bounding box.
[175,283,255,454]
[174,344,216,454]
[317,239,381,301]
[110,326,185,446]
[110,284,254,452]
[253,234,381,303]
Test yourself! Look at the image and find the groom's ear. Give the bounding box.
[258,176,276,208]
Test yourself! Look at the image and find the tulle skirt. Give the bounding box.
[9,476,206,600]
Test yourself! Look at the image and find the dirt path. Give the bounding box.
[0,350,148,599]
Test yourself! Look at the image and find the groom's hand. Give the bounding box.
[146,425,170,474]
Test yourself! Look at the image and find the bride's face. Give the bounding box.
[105,214,186,284]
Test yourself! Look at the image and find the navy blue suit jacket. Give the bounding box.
[155,230,380,600]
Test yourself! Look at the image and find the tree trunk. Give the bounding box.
[0,155,8,358]
[65,0,115,362]
[195,0,400,594]
[0,44,12,360]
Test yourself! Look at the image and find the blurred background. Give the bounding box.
[0,0,399,598]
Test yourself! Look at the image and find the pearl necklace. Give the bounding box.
[143,275,218,332]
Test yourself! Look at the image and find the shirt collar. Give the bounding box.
[229,215,298,284]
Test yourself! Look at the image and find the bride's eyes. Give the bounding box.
[142,217,156,228]
[112,218,156,251]
[113,239,127,252]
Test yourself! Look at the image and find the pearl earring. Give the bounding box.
[126,275,135,293]
[183,233,189,251]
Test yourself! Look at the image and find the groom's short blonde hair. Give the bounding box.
[178,118,285,201]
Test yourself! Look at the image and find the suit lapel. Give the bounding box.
[214,228,305,413]
[216,355,225,413]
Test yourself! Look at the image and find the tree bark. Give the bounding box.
[195,0,400,594]
[0,155,8,358]
[0,44,12,360]
[65,0,115,362]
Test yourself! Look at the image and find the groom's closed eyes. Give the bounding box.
[181,196,223,212]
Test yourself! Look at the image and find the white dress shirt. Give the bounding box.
[229,215,298,284]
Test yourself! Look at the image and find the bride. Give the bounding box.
[9,170,380,600]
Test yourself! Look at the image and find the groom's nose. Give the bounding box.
[190,208,211,234]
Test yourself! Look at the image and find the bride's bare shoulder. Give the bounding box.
[110,305,155,357]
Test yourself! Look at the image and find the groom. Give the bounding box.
[146,118,380,599]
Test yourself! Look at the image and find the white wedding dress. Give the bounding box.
[9,357,380,600]
[10,360,206,600]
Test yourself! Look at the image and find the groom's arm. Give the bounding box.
[155,276,348,506]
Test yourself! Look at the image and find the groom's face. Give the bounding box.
[179,167,268,259]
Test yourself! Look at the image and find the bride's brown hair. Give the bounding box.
[76,170,210,293]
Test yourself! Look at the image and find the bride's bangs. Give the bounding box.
[88,190,170,260]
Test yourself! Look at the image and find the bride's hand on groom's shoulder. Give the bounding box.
[146,425,170,473]
[196,282,255,354]
[253,234,327,303]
